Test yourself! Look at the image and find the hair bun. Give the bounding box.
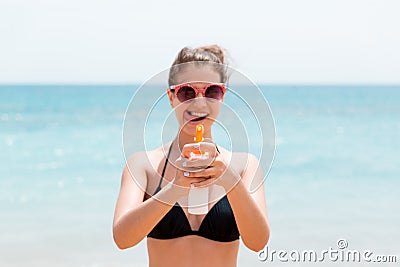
[197,45,225,64]
[169,44,229,85]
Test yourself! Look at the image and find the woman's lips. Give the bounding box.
[184,111,209,124]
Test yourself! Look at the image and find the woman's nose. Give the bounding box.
[193,93,207,107]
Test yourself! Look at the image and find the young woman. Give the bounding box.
[113,45,270,267]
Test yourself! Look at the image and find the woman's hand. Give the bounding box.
[175,142,241,191]
[171,161,209,189]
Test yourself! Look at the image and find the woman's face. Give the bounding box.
[167,65,224,136]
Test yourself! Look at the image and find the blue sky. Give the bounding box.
[1,0,399,84]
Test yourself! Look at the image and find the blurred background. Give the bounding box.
[1,1,399,266]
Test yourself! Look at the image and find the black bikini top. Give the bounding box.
[146,144,240,242]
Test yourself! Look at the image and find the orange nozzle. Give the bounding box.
[193,124,204,155]
[195,124,204,143]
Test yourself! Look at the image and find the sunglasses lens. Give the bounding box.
[176,86,196,102]
[205,85,224,100]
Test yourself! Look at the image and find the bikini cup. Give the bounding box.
[146,143,240,242]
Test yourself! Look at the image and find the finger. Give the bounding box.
[174,156,186,171]
[174,177,207,187]
[175,157,200,171]
[183,168,215,178]
[175,157,210,172]
[192,178,217,188]
[182,155,226,169]
[182,157,214,168]
[184,158,225,171]
[185,177,207,184]
[207,158,225,167]
[181,142,218,158]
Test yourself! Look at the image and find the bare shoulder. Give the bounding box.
[218,147,261,190]
[121,146,164,195]
[232,152,260,177]
[218,146,259,170]
[125,144,170,176]
[127,142,167,164]
[125,151,149,166]
[124,150,153,178]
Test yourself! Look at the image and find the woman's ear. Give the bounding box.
[166,89,174,107]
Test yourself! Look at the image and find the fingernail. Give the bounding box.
[182,161,187,167]
[183,171,189,177]
[200,153,208,160]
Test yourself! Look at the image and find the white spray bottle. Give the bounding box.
[188,124,209,214]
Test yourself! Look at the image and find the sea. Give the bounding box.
[1,85,399,266]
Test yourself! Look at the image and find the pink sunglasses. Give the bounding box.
[169,82,226,102]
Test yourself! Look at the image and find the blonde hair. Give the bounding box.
[168,45,228,85]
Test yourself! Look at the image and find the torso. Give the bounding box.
[142,143,250,267]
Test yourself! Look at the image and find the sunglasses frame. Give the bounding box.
[168,82,226,102]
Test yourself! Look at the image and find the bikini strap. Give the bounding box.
[155,142,174,192]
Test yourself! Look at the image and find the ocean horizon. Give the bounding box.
[1,84,399,266]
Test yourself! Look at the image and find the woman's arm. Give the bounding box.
[224,154,270,252]
[112,152,186,249]
[183,150,270,252]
